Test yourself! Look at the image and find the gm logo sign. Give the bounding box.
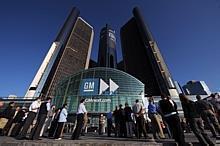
[80,78,119,96]
[84,81,95,92]
[80,79,99,96]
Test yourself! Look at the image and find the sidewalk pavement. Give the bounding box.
[0,132,219,146]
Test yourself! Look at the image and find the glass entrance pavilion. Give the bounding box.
[53,67,145,114]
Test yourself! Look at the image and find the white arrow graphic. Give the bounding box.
[109,78,119,95]
[99,79,109,95]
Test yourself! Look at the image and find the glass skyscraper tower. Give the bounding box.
[25,7,94,98]
[120,7,178,96]
[98,24,117,68]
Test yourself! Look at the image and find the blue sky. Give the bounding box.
[0,0,220,96]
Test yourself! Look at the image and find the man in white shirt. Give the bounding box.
[29,97,51,140]
[72,99,87,140]
[16,98,41,140]
[132,99,151,139]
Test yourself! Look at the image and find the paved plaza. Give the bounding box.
[0,132,219,146]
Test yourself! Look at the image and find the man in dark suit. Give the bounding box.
[158,94,185,146]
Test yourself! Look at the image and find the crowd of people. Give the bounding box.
[0,93,220,146]
[105,93,220,146]
[0,97,69,140]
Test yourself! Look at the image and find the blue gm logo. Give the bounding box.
[80,79,99,96]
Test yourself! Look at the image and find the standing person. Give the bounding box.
[0,98,4,109]
[148,96,165,139]
[41,105,56,137]
[72,99,87,140]
[0,98,4,135]
[1,102,16,135]
[29,97,51,140]
[54,104,68,140]
[132,99,151,139]
[124,103,133,138]
[10,107,27,137]
[99,114,105,135]
[81,112,88,136]
[7,106,21,136]
[48,108,61,138]
[195,95,220,137]
[16,97,41,140]
[158,94,185,146]
[180,94,214,146]
[113,106,120,137]
[118,104,126,137]
[209,93,220,122]
[106,111,113,137]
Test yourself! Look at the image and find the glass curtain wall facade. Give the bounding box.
[120,7,177,96]
[25,7,94,99]
[53,67,145,114]
[98,24,117,68]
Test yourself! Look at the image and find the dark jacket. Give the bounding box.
[124,106,133,122]
[195,100,213,114]
[113,109,120,123]
[1,106,15,119]
[38,102,49,115]
[182,100,200,119]
[158,98,177,116]
[13,110,25,123]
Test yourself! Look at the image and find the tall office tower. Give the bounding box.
[98,24,117,68]
[25,7,94,98]
[183,80,212,95]
[120,7,177,96]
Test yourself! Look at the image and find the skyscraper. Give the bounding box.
[120,7,177,96]
[25,7,94,98]
[183,80,212,95]
[98,24,117,68]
